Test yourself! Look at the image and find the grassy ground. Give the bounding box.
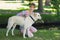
[0,28,60,40]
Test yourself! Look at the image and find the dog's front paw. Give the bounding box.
[6,34,8,37]
[23,36,26,38]
[12,34,15,36]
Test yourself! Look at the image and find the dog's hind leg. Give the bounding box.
[6,21,14,36]
[11,24,16,36]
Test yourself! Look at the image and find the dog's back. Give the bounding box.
[7,16,25,27]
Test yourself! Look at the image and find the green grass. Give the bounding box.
[0,28,60,40]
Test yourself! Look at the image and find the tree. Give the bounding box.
[51,0,60,15]
[38,0,43,13]
[21,0,24,3]
[45,0,51,6]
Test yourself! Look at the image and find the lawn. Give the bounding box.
[0,28,60,40]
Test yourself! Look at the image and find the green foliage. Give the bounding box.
[51,0,60,15]
[51,0,60,9]
[41,14,60,23]
[0,14,15,24]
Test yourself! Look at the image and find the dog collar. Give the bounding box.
[30,16,35,22]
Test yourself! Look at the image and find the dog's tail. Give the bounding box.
[6,18,10,29]
[6,17,14,29]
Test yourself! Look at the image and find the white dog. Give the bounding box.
[6,13,42,38]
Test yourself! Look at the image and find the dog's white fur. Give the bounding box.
[6,13,41,38]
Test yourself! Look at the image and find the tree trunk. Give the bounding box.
[21,0,24,3]
[45,0,51,6]
[38,0,43,13]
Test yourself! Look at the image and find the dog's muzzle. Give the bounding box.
[36,19,44,23]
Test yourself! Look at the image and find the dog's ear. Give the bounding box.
[34,13,37,17]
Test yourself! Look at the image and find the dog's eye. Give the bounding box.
[38,15,39,16]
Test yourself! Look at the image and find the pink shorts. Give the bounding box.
[20,26,37,37]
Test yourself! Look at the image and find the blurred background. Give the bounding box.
[0,0,60,29]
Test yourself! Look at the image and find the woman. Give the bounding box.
[17,3,37,37]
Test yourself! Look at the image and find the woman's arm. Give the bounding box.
[17,11,29,17]
[16,11,25,16]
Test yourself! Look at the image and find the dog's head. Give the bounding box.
[33,13,44,23]
[31,12,42,21]
[34,12,41,20]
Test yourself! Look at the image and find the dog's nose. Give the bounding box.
[37,19,40,21]
[37,19,44,23]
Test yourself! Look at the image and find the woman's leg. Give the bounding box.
[20,26,24,33]
[19,26,24,36]
[26,27,34,37]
